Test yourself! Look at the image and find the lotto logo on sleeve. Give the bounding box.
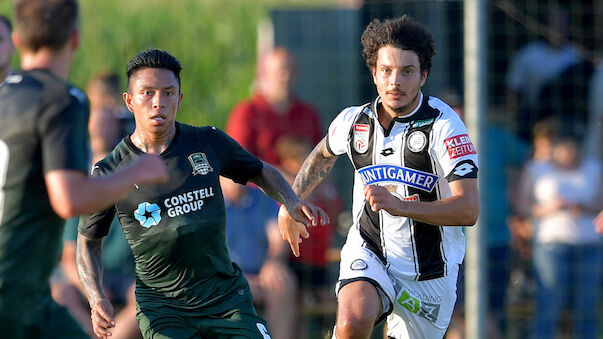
[444,134,476,159]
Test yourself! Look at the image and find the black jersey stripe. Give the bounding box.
[350,105,386,264]
[403,100,446,281]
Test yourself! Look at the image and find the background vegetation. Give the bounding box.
[1,0,337,128]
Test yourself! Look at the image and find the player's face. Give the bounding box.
[0,21,15,71]
[124,67,182,136]
[372,45,426,118]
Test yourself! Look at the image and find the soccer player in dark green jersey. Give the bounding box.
[0,1,168,338]
[76,49,328,339]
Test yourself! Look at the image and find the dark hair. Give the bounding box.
[14,0,78,52]
[361,15,435,74]
[0,15,12,33]
[126,49,182,91]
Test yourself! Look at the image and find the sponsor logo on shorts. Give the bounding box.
[188,152,213,175]
[397,289,441,323]
[134,202,162,228]
[444,134,476,159]
[353,124,370,154]
[350,259,368,271]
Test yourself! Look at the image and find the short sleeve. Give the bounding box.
[38,90,89,174]
[212,128,263,184]
[432,112,479,181]
[77,162,116,239]
[326,107,358,156]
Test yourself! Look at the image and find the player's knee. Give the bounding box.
[336,314,374,338]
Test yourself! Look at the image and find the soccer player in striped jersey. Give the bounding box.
[278,15,479,339]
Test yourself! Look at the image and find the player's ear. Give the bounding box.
[11,31,21,49]
[123,91,134,113]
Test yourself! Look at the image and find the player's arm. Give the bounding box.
[274,137,339,256]
[76,232,115,339]
[248,160,329,228]
[45,154,167,219]
[365,178,479,226]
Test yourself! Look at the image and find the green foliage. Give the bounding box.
[1,0,338,128]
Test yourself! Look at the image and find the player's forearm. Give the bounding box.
[76,234,107,306]
[392,195,480,226]
[251,162,301,209]
[292,139,337,200]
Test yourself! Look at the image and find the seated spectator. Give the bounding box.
[226,47,323,167]
[221,176,298,339]
[275,136,342,301]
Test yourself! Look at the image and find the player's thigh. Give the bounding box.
[336,235,396,325]
[337,280,383,323]
[137,310,197,339]
[202,300,271,339]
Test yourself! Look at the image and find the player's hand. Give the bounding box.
[364,184,402,214]
[278,201,329,257]
[90,298,115,339]
[131,154,168,185]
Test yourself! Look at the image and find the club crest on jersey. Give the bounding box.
[358,164,438,192]
[188,152,213,175]
[407,131,427,152]
[353,124,370,154]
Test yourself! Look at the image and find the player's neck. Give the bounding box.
[130,126,176,155]
[20,47,73,80]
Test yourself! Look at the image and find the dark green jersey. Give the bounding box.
[0,70,89,319]
[79,123,263,317]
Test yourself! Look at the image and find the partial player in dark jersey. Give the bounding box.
[278,15,480,339]
[76,49,328,339]
[0,1,167,338]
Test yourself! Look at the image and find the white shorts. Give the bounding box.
[335,230,460,339]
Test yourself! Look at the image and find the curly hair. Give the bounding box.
[361,15,435,74]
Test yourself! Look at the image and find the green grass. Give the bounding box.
[1,0,338,128]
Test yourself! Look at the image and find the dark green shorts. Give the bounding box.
[0,297,88,339]
[137,299,271,339]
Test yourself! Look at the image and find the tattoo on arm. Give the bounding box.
[76,234,106,306]
[251,162,299,207]
[293,139,337,200]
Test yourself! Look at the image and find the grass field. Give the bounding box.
[0,0,338,128]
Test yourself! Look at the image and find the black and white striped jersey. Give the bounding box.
[327,93,479,281]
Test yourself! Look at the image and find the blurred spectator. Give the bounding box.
[87,72,135,163]
[276,136,342,299]
[441,91,529,339]
[51,71,141,339]
[0,15,15,85]
[585,59,603,162]
[506,6,582,142]
[52,217,140,339]
[226,47,323,166]
[221,176,298,339]
[527,133,602,339]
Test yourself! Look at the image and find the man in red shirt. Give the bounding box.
[226,47,323,166]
